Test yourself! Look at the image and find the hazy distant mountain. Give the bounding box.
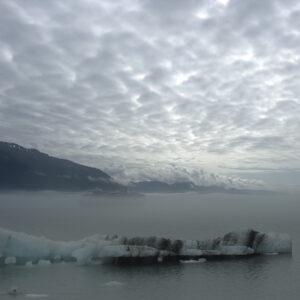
[129,180,273,195]
[129,181,196,193]
[0,141,124,191]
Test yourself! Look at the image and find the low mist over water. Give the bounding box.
[0,191,298,241]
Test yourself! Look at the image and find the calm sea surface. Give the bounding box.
[0,191,299,299]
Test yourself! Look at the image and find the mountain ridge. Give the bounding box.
[128,180,274,195]
[0,141,124,191]
[0,141,275,195]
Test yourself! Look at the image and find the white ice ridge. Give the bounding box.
[0,228,292,265]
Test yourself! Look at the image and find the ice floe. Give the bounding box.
[0,227,292,265]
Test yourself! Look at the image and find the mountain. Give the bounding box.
[0,141,124,191]
[129,181,196,193]
[129,180,273,195]
[0,141,274,195]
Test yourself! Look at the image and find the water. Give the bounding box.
[0,191,299,299]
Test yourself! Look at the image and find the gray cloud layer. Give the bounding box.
[1,0,300,190]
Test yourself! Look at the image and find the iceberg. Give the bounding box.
[0,228,292,265]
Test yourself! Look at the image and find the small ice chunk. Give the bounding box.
[53,255,61,262]
[38,259,51,266]
[157,256,163,263]
[104,281,124,287]
[180,258,206,264]
[26,261,33,267]
[25,294,49,298]
[5,256,16,265]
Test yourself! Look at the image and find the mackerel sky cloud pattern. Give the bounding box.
[0,0,299,190]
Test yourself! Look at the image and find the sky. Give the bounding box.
[0,0,300,191]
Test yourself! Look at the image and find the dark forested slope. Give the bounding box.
[0,142,124,191]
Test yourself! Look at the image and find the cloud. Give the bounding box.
[0,0,300,190]
[104,162,266,190]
